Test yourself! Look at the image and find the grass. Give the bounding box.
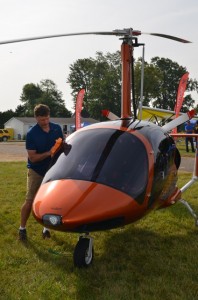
[175,138,196,157]
[1,162,198,299]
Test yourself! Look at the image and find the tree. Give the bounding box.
[67,51,121,120]
[19,79,72,117]
[147,57,197,111]
[134,59,163,107]
[0,110,16,128]
[68,52,198,119]
[19,83,42,116]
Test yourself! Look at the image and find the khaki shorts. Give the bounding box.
[26,169,43,202]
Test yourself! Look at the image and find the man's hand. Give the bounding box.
[50,138,63,157]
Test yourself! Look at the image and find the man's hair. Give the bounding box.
[34,104,50,117]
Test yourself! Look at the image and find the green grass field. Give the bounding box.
[0,162,198,300]
[175,137,197,157]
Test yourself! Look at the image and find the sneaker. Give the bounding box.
[42,229,51,239]
[19,229,27,241]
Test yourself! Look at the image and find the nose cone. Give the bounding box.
[33,179,145,232]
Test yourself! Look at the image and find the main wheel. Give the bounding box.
[73,237,94,268]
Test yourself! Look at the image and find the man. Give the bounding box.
[185,120,195,152]
[194,120,198,149]
[19,104,64,241]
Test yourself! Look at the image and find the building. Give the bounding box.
[4,117,99,140]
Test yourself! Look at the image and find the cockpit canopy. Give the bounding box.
[43,128,149,200]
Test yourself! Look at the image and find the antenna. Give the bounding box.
[139,44,145,120]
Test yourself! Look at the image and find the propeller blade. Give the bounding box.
[143,32,191,43]
[162,109,195,132]
[0,31,122,45]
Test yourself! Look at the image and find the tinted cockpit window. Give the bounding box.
[43,128,148,199]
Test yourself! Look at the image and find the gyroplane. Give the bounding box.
[1,29,198,268]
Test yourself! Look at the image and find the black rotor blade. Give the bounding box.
[143,32,191,43]
[0,29,191,45]
[0,31,122,45]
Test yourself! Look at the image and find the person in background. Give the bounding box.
[194,120,198,149]
[185,120,195,153]
[19,104,64,241]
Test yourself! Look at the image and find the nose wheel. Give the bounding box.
[73,235,94,268]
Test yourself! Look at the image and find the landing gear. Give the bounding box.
[73,235,94,268]
[179,199,198,226]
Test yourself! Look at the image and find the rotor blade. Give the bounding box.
[0,31,122,45]
[143,32,191,43]
[0,29,192,45]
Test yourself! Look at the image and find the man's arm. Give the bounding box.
[27,149,51,163]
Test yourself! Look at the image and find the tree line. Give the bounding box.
[0,79,72,128]
[1,51,198,127]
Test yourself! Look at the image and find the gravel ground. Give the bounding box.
[0,141,27,161]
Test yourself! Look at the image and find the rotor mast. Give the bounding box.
[121,40,133,119]
[119,29,140,119]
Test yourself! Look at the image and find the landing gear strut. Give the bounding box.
[179,199,198,226]
[73,234,94,268]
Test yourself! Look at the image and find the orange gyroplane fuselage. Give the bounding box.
[32,119,181,233]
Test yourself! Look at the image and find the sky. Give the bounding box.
[0,0,198,113]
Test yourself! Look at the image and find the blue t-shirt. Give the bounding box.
[26,122,64,176]
[185,123,194,134]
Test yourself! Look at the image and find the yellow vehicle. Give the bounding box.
[0,129,10,141]
[4,128,14,139]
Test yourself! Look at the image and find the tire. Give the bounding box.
[73,238,94,268]
[2,136,8,142]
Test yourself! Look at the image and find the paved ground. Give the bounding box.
[179,156,195,173]
[0,141,27,161]
[0,141,195,173]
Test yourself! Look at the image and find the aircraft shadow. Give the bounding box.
[74,224,198,299]
[26,217,198,299]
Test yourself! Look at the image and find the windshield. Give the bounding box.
[43,128,148,200]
